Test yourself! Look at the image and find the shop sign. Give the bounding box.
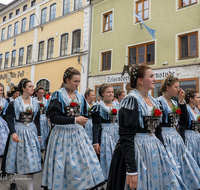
[0,70,25,80]
[106,73,130,84]
[153,68,177,80]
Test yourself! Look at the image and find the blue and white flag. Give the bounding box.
[133,12,156,40]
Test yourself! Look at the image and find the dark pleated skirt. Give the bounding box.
[106,140,126,190]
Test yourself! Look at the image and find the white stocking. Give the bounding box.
[27,174,34,190]
[9,174,16,184]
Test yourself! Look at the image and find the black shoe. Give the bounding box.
[10,183,18,190]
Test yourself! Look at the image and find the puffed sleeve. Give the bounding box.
[119,97,139,173]
[34,110,41,136]
[6,101,16,135]
[91,105,102,145]
[48,92,75,125]
[178,103,188,143]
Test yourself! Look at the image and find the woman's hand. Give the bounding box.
[179,88,185,104]
[76,116,88,126]
[12,134,19,142]
[127,174,138,189]
[93,144,101,154]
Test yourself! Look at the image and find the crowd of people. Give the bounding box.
[0,65,200,190]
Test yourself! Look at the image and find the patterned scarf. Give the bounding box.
[119,89,160,128]
[51,87,85,115]
[187,104,200,128]
[14,96,39,120]
[157,96,178,123]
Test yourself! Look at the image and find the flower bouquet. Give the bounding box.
[66,100,81,117]
[110,108,118,124]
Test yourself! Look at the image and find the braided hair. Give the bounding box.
[160,74,179,92]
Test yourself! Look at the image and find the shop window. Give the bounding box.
[29,14,35,29]
[7,25,12,38]
[50,3,56,21]
[128,42,154,65]
[36,79,50,92]
[47,38,54,59]
[18,48,24,66]
[4,52,9,69]
[152,78,199,98]
[27,45,32,64]
[1,28,5,41]
[14,22,19,35]
[41,8,47,24]
[11,50,16,67]
[101,51,111,71]
[38,41,45,61]
[179,0,197,8]
[179,32,198,59]
[103,11,113,32]
[63,0,71,14]
[95,83,123,101]
[0,54,3,69]
[21,18,26,32]
[72,30,81,54]
[74,0,82,10]
[60,33,68,56]
[136,0,149,22]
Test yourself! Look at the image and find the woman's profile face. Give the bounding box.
[66,75,80,91]
[140,69,156,90]
[0,86,4,97]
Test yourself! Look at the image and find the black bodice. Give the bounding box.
[16,112,34,125]
[65,105,80,117]
[187,120,200,133]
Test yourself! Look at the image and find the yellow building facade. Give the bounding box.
[0,0,91,94]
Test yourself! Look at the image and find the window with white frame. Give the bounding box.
[1,28,5,41]
[0,54,3,69]
[50,4,56,21]
[74,0,82,10]
[63,0,71,15]
[60,34,68,56]
[16,8,20,15]
[38,41,45,61]
[27,45,32,64]
[21,18,26,32]
[7,25,12,38]
[101,51,111,71]
[11,50,16,67]
[4,52,9,69]
[36,79,50,92]
[14,22,19,35]
[41,8,47,24]
[72,30,81,54]
[29,14,35,29]
[47,38,54,59]
[23,4,27,11]
[31,0,36,7]
[9,12,13,19]
[18,48,24,66]
[136,0,149,22]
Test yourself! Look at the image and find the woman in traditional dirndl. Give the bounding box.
[5,78,41,190]
[0,84,9,175]
[107,64,187,190]
[34,85,50,151]
[41,67,105,190]
[157,74,200,189]
[179,88,200,167]
[91,84,119,182]
[113,89,125,109]
[83,88,96,143]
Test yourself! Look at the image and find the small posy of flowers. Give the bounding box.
[0,105,4,110]
[70,100,80,107]
[197,115,200,122]
[172,105,182,115]
[110,108,117,115]
[88,106,92,112]
[152,107,162,117]
[39,102,44,107]
[26,106,33,114]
